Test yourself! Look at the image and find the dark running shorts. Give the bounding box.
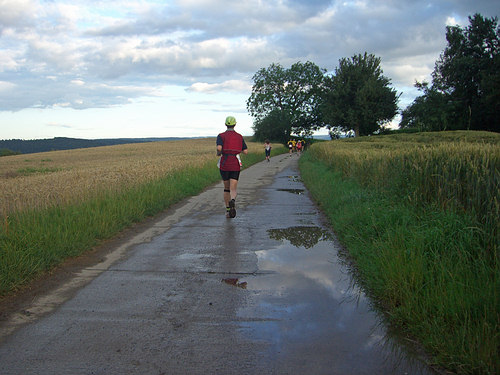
[220,170,240,181]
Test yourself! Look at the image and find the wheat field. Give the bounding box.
[0,138,261,216]
[308,131,500,237]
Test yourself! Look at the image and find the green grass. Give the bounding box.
[0,146,288,297]
[0,162,218,294]
[299,132,499,375]
[17,166,63,175]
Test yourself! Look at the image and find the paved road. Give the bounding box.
[0,153,435,374]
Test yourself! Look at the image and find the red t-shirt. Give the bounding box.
[216,130,247,171]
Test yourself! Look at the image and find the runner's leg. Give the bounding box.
[228,178,238,217]
[223,180,231,207]
[229,178,238,201]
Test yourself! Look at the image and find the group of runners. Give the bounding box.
[216,116,306,218]
[287,139,305,155]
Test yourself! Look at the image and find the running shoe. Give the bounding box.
[229,199,236,218]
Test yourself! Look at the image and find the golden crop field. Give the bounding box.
[0,138,261,216]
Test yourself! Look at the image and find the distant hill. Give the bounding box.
[0,137,196,155]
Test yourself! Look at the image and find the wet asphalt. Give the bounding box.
[0,153,436,375]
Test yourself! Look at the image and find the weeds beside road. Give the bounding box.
[300,131,499,375]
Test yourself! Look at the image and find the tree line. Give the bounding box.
[401,14,499,132]
[247,13,499,142]
[0,137,187,156]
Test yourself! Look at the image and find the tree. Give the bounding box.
[322,53,399,137]
[0,148,21,157]
[247,61,326,142]
[431,13,500,131]
[400,82,453,131]
[252,109,291,143]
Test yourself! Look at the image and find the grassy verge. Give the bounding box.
[299,132,498,374]
[0,146,286,297]
[0,161,218,295]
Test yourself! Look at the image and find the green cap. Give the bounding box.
[225,116,237,126]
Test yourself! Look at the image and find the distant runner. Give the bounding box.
[264,139,272,162]
[296,140,302,155]
[216,116,248,218]
[287,139,294,155]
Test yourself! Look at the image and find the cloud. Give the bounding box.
[186,80,252,94]
[70,79,85,86]
[46,122,73,129]
[0,72,159,111]
[0,81,16,91]
[0,0,498,114]
[0,0,38,29]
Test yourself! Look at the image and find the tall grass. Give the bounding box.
[300,131,499,374]
[309,131,499,253]
[0,139,282,296]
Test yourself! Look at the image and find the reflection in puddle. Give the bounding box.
[279,175,303,182]
[238,227,433,374]
[276,188,304,195]
[267,226,334,249]
[289,175,303,182]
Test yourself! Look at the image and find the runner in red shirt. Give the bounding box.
[216,116,248,218]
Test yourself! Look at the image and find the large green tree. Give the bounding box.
[403,14,500,132]
[322,53,399,137]
[247,61,325,142]
[433,13,499,131]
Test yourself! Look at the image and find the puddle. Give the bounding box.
[276,188,305,195]
[267,226,334,249]
[236,227,434,374]
[279,175,303,182]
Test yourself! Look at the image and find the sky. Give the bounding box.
[0,0,498,140]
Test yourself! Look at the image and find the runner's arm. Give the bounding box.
[216,135,223,155]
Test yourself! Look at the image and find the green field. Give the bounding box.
[299,131,499,375]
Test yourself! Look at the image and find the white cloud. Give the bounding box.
[0,0,38,28]
[186,79,252,94]
[0,0,499,138]
[70,79,85,86]
[386,62,434,87]
[0,81,16,91]
[46,122,73,128]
